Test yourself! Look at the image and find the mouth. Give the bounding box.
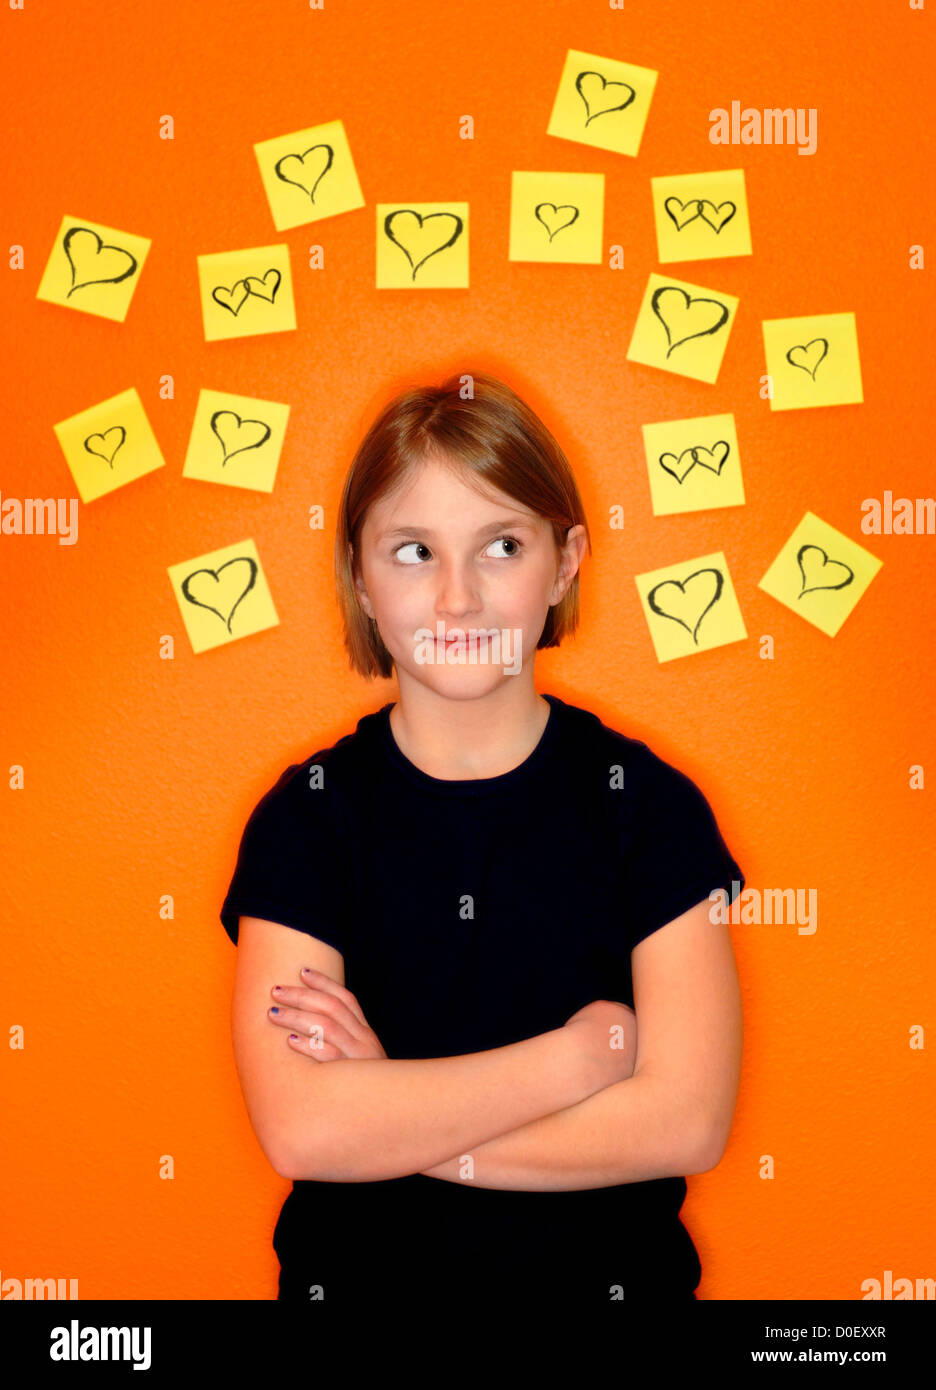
[436,630,493,645]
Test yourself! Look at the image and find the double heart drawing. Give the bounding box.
[663,197,737,234]
[211,269,281,317]
[659,441,731,485]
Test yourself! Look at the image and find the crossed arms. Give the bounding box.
[229,899,742,1192]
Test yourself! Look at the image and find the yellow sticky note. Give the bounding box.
[762,312,863,411]
[547,48,658,157]
[182,390,290,493]
[376,203,469,288]
[254,119,365,232]
[197,244,296,341]
[168,540,279,654]
[53,388,165,504]
[635,551,747,662]
[651,169,752,263]
[758,512,882,636]
[641,414,745,515]
[36,216,151,322]
[508,171,604,263]
[627,273,739,383]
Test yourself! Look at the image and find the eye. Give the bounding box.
[485,535,524,558]
[393,541,433,564]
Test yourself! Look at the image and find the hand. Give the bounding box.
[562,998,638,1090]
[267,967,387,1061]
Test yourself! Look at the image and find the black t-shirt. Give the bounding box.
[220,693,745,1305]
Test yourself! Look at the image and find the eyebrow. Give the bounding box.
[377,517,539,541]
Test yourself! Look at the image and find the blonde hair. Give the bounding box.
[334,370,592,680]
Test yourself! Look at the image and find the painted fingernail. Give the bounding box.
[270,1007,280,1014]
[288,1034,299,1041]
[273,986,283,993]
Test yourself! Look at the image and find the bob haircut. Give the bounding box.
[334,370,592,681]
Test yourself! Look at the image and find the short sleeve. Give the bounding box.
[624,745,745,951]
[219,759,351,954]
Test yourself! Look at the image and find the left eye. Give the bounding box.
[486,536,523,557]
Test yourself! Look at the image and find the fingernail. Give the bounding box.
[288,1034,299,1041]
[270,1007,279,1014]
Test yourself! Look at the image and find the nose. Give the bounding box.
[434,557,483,622]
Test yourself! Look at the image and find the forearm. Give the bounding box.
[419,1072,709,1191]
[281,1027,596,1182]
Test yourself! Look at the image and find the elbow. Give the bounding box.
[685,1121,730,1175]
[271,1124,362,1183]
[263,1125,322,1182]
[272,1134,323,1182]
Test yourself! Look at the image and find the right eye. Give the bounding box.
[394,542,431,564]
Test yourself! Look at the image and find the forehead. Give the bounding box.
[367,457,541,534]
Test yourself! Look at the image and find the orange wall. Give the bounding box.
[2,0,933,1300]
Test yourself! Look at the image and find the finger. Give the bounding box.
[297,967,370,1027]
[286,1031,342,1061]
[273,982,369,1040]
[268,1005,358,1056]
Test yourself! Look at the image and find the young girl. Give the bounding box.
[220,370,745,1308]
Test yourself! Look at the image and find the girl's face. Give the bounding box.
[353,455,586,699]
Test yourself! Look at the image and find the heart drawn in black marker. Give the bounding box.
[274,144,334,203]
[697,200,736,232]
[212,281,250,316]
[796,544,854,597]
[84,425,126,468]
[692,441,730,474]
[63,226,138,298]
[384,209,464,281]
[659,448,698,484]
[651,286,730,358]
[786,339,828,380]
[647,568,724,645]
[243,269,281,302]
[575,71,636,126]
[181,557,258,634]
[211,411,272,466]
[663,198,701,231]
[534,203,579,241]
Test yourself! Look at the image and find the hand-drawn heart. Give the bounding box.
[796,544,854,597]
[692,440,730,475]
[210,411,272,466]
[274,144,334,203]
[384,209,464,281]
[181,557,258,634]
[659,447,698,484]
[63,226,138,299]
[647,568,724,645]
[83,425,126,468]
[535,203,579,241]
[663,197,701,231]
[575,70,636,126]
[786,339,828,380]
[212,280,249,316]
[244,268,281,302]
[697,200,736,233]
[651,286,730,359]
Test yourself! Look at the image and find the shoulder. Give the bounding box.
[554,696,714,816]
[555,696,687,781]
[244,707,382,829]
